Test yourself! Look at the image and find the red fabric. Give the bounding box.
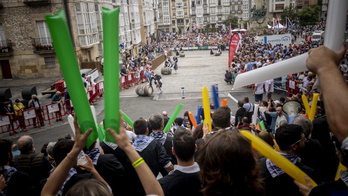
[228,33,240,67]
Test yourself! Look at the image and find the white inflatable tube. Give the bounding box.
[232,0,348,90]
[228,93,239,103]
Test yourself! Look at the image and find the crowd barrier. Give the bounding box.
[0,81,105,135]
[120,70,148,89]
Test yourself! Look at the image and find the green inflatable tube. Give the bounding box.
[46,10,97,148]
[122,111,134,128]
[163,104,183,132]
[102,7,120,142]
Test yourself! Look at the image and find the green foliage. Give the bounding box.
[297,5,321,26]
[280,5,297,23]
[222,15,239,29]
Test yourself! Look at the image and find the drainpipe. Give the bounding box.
[63,0,75,47]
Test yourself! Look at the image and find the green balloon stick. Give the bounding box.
[102,7,120,142]
[259,120,266,130]
[122,111,134,128]
[97,124,106,142]
[163,104,183,133]
[46,10,97,148]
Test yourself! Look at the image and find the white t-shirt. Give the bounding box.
[265,79,274,93]
[302,76,309,87]
[254,81,265,95]
[276,115,287,129]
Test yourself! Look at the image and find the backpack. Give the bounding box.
[8,154,42,196]
[154,74,162,80]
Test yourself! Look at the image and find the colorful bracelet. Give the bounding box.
[132,157,144,168]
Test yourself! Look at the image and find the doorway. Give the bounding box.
[1,60,12,79]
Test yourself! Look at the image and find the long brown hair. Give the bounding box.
[197,130,264,196]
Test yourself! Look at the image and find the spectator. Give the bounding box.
[0,139,17,196]
[260,124,321,196]
[149,113,177,168]
[51,91,63,121]
[133,118,174,177]
[12,135,52,195]
[234,100,247,127]
[13,99,27,132]
[28,94,45,128]
[158,128,202,196]
[198,130,264,195]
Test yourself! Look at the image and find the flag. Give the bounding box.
[228,33,241,67]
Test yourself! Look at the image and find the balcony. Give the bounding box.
[23,0,51,6]
[0,40,13,57]
[32,38,55,55]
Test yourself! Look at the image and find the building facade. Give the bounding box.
[0,0,145,80]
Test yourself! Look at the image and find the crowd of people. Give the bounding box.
[1,44,348,196]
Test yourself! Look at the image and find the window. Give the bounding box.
[163,16,170,24]
[0,24,6,47]
[218,7,222,13]
[44,57,56,68]
[210,0,216,5]
[275,4,285,10]
[172,20,176,25]
[210,7,215,14]
[186,19,189,24]
[163,1,169,6]
[204,17,207,22]
[203,7,207,14]
[210,16,215,23]
[36,21,52,45]
[224,7,229,13]
[75,2,99,46]
[176,10,183,17]
[163,7,170,15]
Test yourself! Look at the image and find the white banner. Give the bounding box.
[255,34,291,46]
[24,109,37,120]
[0,116,10,126]
[48,104,60,113]
[128,74,132,80]
[99,82,104,89]
[121,77,125,83]
[289,80,296,89]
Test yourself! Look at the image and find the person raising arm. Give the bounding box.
[306,46,347,143]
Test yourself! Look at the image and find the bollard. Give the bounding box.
[181,87,185,99]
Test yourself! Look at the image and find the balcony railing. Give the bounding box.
[0,40,13,57]
[23,0,51,6]
[32,37,55,54]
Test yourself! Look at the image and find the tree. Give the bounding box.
[280,5,297,24]
[222,15,239,29]
[297,5,321,26]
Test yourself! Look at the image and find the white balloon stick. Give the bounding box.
[252,104,259,125]
[324,0,347,51]
[228,93,238,103]
[68,114,75,136]
[232,0,348,90]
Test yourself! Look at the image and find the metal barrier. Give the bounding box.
[0,81,105,135]
[119,70,147,90]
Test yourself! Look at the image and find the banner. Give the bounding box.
[0,115,10,127]
[254,34,291,46]
[24,109,37,120]
[228,33,241,67]
[48,104,60,113]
